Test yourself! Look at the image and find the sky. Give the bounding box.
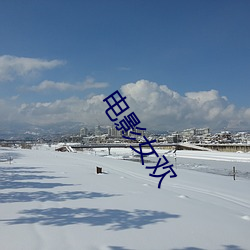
[0,0,250,132]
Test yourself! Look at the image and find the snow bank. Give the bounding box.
[0,146,249,250]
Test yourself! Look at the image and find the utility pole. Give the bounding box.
[232,166,236,180]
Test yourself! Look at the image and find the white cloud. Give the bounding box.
[120,80,242,130]
[1,79,250,131]
[17,95,107,125]
[0,55,65,82]
[185,90,222,105]
[10,95,19,101]
[29,77,109,92]
[29,80,74,91]
[0,99,23,122]
[117,66,131,71]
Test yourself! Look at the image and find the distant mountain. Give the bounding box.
[0,121,89,140]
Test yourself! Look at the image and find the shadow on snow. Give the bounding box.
[0,166,72,190]
[0,166,49,174]
[2,207,180,230]
[172,245,246,250]
[107,247,134,250]
[0,181,73,189]
[223,245,246,250]
[0,150,23,161]
[0,191,121,203]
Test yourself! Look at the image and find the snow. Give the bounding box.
[0,146,250,250]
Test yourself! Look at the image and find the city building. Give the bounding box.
[80,127,88,137]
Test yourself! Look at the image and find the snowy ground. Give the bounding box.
[0,146,250,250]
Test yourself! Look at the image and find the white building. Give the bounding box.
[107,125,122,137]
[80,127,88,137]
[95,125,101,136]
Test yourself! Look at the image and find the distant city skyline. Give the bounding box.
[1,1,250,131]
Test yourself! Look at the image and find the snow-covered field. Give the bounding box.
[0,146,250,250]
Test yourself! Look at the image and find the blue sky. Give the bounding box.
[0,0,250,131]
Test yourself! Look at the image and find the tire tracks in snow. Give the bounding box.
[171,183,250,209]
[106,164,250,210]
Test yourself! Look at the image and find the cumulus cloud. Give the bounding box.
[185,90,227,104]
[29,77,109,92]
[17,95,107,125]
[121,80,250,130]
[119,80,245,130]
[0,55,65,82]
[2,79,250,131]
